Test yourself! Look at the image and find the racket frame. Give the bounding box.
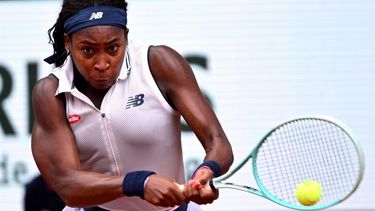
[211,115,365,210]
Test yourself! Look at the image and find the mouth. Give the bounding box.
[90,77,114,89]
[93,77,110,82]
[91,73,113,81]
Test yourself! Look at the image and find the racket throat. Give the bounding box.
[214,182,265,197]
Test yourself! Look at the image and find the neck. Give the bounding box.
[73,66,109,109]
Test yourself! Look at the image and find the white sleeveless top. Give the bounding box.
[52,43,185,211]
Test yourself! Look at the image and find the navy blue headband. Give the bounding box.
[44,5,127,64]
[64,5,127,35]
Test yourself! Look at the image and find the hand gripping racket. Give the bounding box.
[210,116,365,210]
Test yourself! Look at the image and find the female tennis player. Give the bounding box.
[31,0,233,210]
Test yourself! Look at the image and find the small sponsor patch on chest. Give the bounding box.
[68,114,81,124]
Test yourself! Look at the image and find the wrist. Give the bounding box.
[192,160,222,178]
[122,170,156,199]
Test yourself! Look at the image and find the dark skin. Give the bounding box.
[32,26,233,208]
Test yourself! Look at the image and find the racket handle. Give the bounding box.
[177,183,185,191]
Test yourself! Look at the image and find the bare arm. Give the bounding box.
[148,46,234,173]
[31,75,124,207]
[148,46,234,204]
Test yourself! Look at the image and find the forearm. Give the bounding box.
[202,134,234,175]
[52,170,124,207]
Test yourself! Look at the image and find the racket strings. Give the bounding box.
[323,123,351,198]
[311,120,340,202]
[255,118,361,207]
[314,120,348,202]
[321,121,360,199]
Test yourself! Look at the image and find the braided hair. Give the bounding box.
[46,0,128,67]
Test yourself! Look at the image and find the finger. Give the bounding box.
[170,182,188,204]
[183,180,200,203]
[193,180,203,190]
[201,188,219,202]
[187,179,203,194]
[179,184,194,204]
[151,191,175,207]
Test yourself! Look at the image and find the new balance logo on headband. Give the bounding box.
[89,12,103,20]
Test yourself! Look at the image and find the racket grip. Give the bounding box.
[177,183,185,191]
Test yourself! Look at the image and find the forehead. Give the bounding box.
[71,25,126,42]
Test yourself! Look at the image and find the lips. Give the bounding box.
[91,74,111,81]
[89,77,114,89]
[93,78,110,82]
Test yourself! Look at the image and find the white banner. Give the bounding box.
[0,0,374,210]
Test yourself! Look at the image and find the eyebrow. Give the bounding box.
[77,37,121,45]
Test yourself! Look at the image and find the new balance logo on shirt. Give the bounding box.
[89,12,104,20]
[126,94,145,109]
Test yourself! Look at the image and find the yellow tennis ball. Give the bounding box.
[295,180,322,206]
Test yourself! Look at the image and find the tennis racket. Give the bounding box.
[210,115,365,210]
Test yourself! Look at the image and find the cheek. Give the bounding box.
[73,58,92,78]
[114,60,123,71]
[114,62,125,78]
[111,54,126,74]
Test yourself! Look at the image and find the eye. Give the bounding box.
[82,47,94,55]
[108,45,119,54]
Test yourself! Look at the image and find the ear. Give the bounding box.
[124,28,129,46]
[124,28,129,39]
[64,33,72,52]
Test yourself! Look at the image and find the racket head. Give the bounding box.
[251,115,364,210]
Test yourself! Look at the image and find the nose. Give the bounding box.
[94,53,110,71]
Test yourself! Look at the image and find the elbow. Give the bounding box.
[61,195,79,208]
[38,175,83,207]
[60,191,87,208]
[54,181,85,207]
[56,185,79,207]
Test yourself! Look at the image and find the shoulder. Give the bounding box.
[148,45,183,62]
[32,74,66,119]
[34,74,58,89]
[146,45,199,105]
[148,45,191,74]
[32,74,59,102]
